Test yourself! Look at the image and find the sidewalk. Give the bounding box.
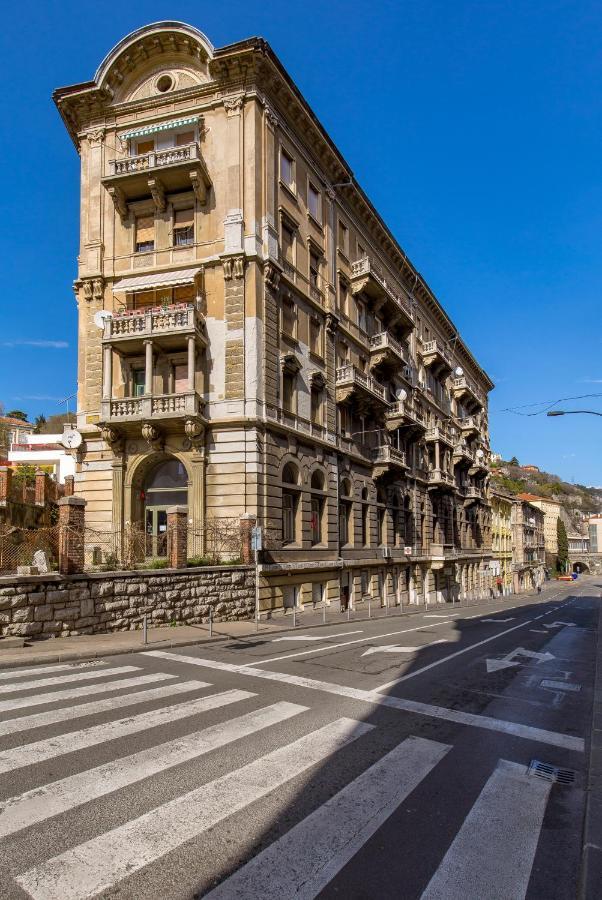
[0,582,565,669]
[580,594,602,899]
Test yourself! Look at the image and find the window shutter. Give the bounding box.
[136,217,155,243]
[174,208,194,226]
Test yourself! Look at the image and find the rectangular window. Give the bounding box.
[308,183,321,221]
[135,216,155,253]
[310,387,322,424]
[309,317,322,356]
[282,493,295,544]
[339,279,348,316]
[281,221,295,265]
[176,131,195,146]
[174,284,195,304]
[280,149,294,186]
[311,497,322,545]
[132,368,146,397]
[174,364,188,394]
[309,250,320,289]
[282,372,295,412]
[338,220,348,255]
[136,139,154,155]
[282,298,296,337]
[173,208,194,247]
[133,290,155,310]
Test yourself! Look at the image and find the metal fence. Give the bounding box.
[0,525,60,574]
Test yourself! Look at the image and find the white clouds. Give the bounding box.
[577,377,602,384]
[1,340,69,349]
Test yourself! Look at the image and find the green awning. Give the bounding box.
[120,116,200,142]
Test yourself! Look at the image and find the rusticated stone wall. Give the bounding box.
[0,566,255,640]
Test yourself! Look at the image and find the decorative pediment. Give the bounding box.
[280,352,302,375]
[309,370,326,390]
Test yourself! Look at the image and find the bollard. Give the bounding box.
[347,605,350,621]
[293,605,296,628]
[368,597,372,619]
[209,607,213,638]
[323,602,326,624]
[385,594,389,617]
[142,614,148,646]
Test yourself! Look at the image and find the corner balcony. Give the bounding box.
[100,391,204,428]
[350,257,414,334]
[103,143,212,210]
[427,469,456,490]
[425,425,456,449]
[102,304,207,352]
[385,398,426,433]
[369,332,407,374]
[452,375,484,413]
[420,340,453,377]
[453,441,474,466]
[371,445,408,479]
[462,485,484,505]
[458,414,480,437]
[335,364,388,414]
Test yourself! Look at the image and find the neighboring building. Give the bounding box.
[520,465,540,473]
[589,515,602,554]
[490,452,502,464]
[516,493,561,569]
[568,532,589,554]
[53,21,494,611]
[512,499,545,592]
[8,432,75,484]
[0,417,32,463]
[490,489,513,595]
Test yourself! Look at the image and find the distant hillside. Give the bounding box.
[491,460,602,530]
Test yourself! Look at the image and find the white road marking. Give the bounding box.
[0,664,89,681]
[16,717,373,900]
[0,679,209,737]
[540,679,581,692]
[0,673,179,714]
[271,630,363,643]
[420,759,551,900]
[423,614,458,618]
[362,640,447,657]
[0,689,254,774]
[144,652,584,752]
[0,701,306,839]
[530,629,548,634]
[0,666,140,695]
[482,618,515,623]
[205,735,450,900]
[486,647,555,674]
[545,621,576,628]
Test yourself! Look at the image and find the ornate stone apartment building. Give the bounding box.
[54,21,494,612]
[511,499,545,592]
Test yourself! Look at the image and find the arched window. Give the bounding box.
[310,470,326,545]
[142,458,188,558]
[282,463,300,545]
[339,478,353,546]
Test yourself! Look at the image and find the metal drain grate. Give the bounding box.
[528,759,576,785]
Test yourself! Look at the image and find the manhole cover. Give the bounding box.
[528,759,576,785]
[540,679,581,692]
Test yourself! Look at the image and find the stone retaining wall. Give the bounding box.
[0,566,255,640]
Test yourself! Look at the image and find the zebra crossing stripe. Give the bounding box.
[0,673,180,714]
[0,664,85,681]
[0,665,140,695]
[0,689,255,774]
[0,679,210,738]
[420,759,551,900]
[0,701,306,839]
[205,734,451,900]
[15,717,373,900]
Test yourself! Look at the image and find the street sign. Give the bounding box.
[251,526,262,551]
[403,546,412,556]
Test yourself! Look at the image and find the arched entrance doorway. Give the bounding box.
[573,561,589,574]
[142,458,188,557]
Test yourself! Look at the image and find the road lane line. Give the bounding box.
[0,689,255,774]
[144,652,584,752]
[0,701,306,839]
[420,759,551,900]
[0,666,140,695]
[271,630,363,642]
[0,679,209,737]
[204,735,450,900]
[0,664,93,681]
[0,674,180,714]
[16,717,373,900]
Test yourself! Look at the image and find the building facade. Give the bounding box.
[54,21,494,612]
[490,489,513,595]
[516,493,561,569]
[512,499,545,592]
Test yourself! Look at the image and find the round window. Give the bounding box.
[156,74,174,93]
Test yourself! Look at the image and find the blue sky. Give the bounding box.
[1,1,600,484]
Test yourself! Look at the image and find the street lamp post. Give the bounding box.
[547,410,602,417]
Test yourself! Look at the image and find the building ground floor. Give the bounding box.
[512,563,546,594]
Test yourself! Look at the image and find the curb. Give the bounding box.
[580,596,602,899]
[0,586,564,671]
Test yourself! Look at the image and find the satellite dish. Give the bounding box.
[61,429,82,450]
[454,366,464,377]
[93,310,113,329]
[396,387,407,401]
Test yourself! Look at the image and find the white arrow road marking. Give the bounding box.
[482,618,515,623]
[271,630,363,643]
[486,646,555,674]
[362,640,447,657]
[545,621,576,629]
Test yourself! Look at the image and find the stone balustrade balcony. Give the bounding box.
[427,469,456,490]
[103,142,212,210]
[458,414,480,436]
[371,445,408,478]
[350,257,414,334]
[369,331,407,374]
[452,375,485,412]
[425,425,456,448]
[421,340,453,377]
[100,390,204,426]
[103,303,206,352]
[385,397,426,433]
[335,364,388,412]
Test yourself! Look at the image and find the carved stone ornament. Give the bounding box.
[148,177,166,213]
[223,258,233,281]
[87,128,105,145]
[325,186,337,201]
[309,370,326,390]
[264,262,281,291]
[189,170,208,206]
[280,352,302,376]
[233,256,245,279]
[92,278,104,302]
[224,94,245,116]
[264,104,279,128]
[83,281,94,302]
[184,418,205,446]
[325,312,340,336]
[101,425,124,453]
[141,422,163,451]
[108,186,128,223]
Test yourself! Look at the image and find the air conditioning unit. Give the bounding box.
[382,547,393,559]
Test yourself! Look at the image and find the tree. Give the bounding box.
[5,410,28,422]
[36,412,76,434]
[509,456,519,466]
[33,415,47,433]
[556,517,569,573]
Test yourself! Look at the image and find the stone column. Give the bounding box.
[102,345,112,400]
[0,466,12,505]
[58,496,86,575]
[240,513,257,565]
[167,506,188,569]
[144,340,153,395]
[63,475,75,497]
[34,469,48,506]
[187,336,196,392]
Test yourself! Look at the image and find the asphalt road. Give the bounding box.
[0,578,598,899]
